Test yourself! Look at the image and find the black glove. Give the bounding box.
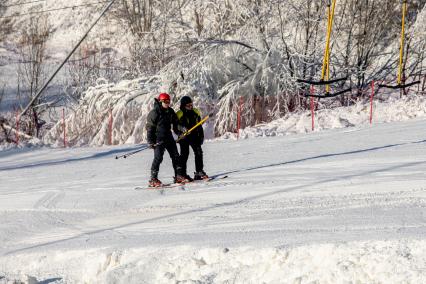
[178,125,187,134]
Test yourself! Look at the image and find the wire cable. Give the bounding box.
[19,0,118,117]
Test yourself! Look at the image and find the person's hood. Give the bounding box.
[153,98,163,112]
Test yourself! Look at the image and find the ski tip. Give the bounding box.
[211,175,228,180]
[134,186,161,190]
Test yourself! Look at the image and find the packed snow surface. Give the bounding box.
[1,118,426,283]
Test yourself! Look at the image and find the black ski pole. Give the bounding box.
[115,146,148,159]
[115,142,162,159]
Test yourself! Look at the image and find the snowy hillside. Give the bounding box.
[0,0,131,112]
[1,0,425,130]
[1,117,426,283]
[0,0,130,57]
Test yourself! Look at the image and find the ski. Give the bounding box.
[134,175,228,191]
[179,175,229,189]
[134,183,185,191]
[189,175,228,184]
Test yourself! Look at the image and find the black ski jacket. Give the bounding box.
[146,99,180,144]
[176,107,204,144]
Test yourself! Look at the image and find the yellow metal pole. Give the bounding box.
[321,4,332,80]
[397,0,407,85]
[321,0,337,93]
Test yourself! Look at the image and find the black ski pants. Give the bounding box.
[151,140,182,178]
[179,140,204,174]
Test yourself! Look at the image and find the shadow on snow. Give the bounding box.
[0,145,148,171]
[4,139,426,256]
[210,139,426,178]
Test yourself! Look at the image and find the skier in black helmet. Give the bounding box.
[176,96,208,181]
[146,93,190,187]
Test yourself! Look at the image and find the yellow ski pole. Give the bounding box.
[176,114,211,143]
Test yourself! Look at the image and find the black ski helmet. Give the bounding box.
[180,96,192,107]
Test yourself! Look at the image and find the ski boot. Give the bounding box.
[149,177,162,187]
[194,170,209,181]
[174,175,191,184]
[183,173,194,182]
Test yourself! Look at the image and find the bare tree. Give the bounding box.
[337,1,398,97]
[63,43,101,103]
[192,0,206,37]
[115,0,157,74]
[119,0,154,38]
[0,3,14,42]
[17,16,51,138]
[0,83,4,108]
[115,0,191,75]
[0,84,17,143]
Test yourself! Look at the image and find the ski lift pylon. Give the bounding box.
[379,0,420,90]
[297,0,351,98]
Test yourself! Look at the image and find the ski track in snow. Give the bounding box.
[1,119,426,283]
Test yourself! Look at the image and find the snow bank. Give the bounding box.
[233,95,426,139]
[1,240,425,283]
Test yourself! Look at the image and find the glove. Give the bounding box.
[148,143,156,149]
[178,125,187,134]
[177,134,186,143]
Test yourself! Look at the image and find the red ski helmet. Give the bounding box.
[158,93,170,101]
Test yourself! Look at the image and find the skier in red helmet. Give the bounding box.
[146,93,190,187]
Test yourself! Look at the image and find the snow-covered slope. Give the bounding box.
[1,117,426,283]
